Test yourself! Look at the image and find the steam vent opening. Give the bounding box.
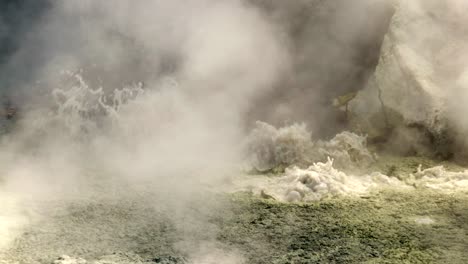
[2,1,468,264]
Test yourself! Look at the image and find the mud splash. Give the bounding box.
[242,123,468,202]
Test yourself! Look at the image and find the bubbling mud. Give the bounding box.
[241,123,468,202]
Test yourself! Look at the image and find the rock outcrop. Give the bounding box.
[351,0,468,158]
[248,0,395,137]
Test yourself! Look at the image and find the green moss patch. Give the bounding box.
[217,190,468,263]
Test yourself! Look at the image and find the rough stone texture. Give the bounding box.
[6,190,468,264]
[351,0,468,157]
[248,0,394,138]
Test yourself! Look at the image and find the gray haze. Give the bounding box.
[0,0,398,262]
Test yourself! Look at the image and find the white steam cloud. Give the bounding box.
[4,0,468,262]
[0,0,289,262]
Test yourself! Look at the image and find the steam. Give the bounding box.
[241,121,468,203]
[3,0,468,262]
[246,121,375,172]
[0,0,289,262]
[247,0,394,137]
[350,0,468,157]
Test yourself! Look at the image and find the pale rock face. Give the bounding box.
[245,0,394,138]
[351,0,468,155]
